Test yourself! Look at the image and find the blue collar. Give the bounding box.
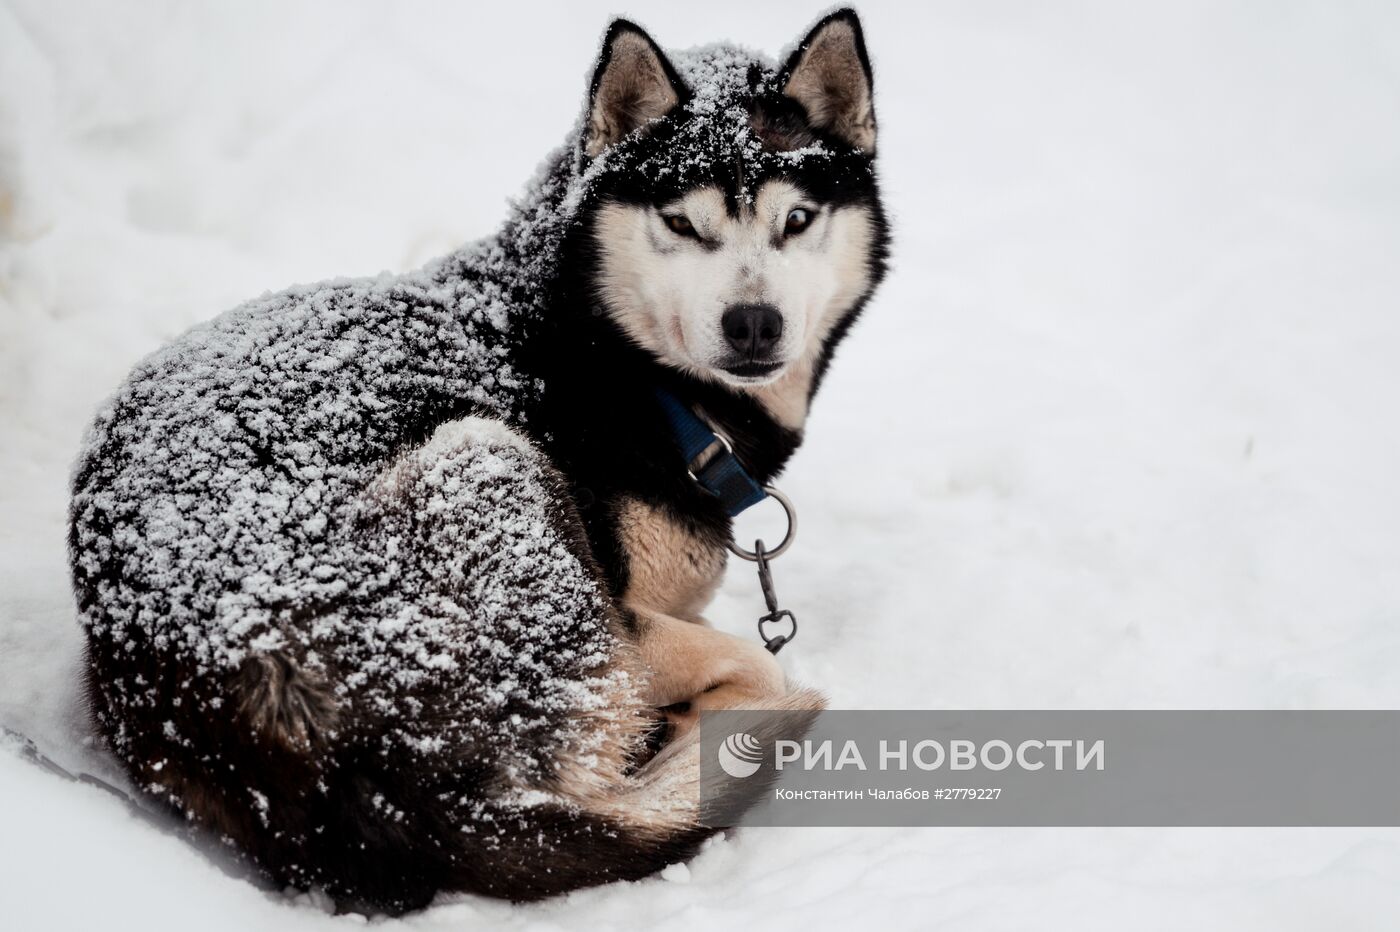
[655,389,768,517]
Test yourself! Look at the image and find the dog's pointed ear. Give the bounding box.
[781,9,876,152]
[585,20,686,157]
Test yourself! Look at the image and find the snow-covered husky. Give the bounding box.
[68,10,888,911]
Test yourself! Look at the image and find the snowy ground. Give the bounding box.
[4,1,1400,928]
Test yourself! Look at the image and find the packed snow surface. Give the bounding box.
[3,1,1400,929]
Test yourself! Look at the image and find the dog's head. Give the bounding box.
[579,10,887,396]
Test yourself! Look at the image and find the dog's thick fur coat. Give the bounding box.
[68,10,888,912]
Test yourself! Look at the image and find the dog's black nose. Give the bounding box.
[721,304,783,359]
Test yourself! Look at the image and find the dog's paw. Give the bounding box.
[663,639,788,735]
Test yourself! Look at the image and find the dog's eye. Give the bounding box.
[664,215,698,238]
[784,208,814,236]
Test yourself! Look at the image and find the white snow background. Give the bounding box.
[3,1,1400,928]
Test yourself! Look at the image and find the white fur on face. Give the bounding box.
[593,180,874,423]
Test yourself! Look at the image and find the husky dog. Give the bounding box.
[68,9,888,912]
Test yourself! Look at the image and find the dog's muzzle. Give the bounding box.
[719,303,783,376]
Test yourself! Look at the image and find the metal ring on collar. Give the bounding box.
[727,486,797,562]
[686,430,735,484]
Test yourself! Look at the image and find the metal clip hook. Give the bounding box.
[754,540,798,653]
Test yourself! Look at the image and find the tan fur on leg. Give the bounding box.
[616,497,726,621]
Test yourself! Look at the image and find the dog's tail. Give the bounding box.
[456,686,826,902]
[206,673,825,913]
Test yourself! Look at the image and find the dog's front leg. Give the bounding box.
[631,607,787,733]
